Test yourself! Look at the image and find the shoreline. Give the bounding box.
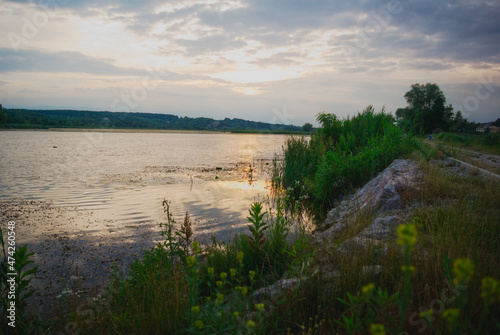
[0,128,228,134]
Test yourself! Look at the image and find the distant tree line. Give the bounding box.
[0,107,304,132]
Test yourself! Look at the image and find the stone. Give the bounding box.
[317,159,422,238]
[337,237,385,254]
[253,278,306,302]
[358,216,402,240]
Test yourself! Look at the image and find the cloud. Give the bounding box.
[1,0,499,123]
[0,48,145,75]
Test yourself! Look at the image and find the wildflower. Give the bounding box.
[369,323,385,335]
[246,320,256,328]
[401,265,415,273]
[191,305,200,314]
[396,224,417,250]
[207,267,215,276]
[249,270,256,281]
[481,277,500,305]
[194,320,204,329]
[452,258,474,286]
[237,251,244,262]
[233,311,240,317]
[419,309,433,321]
[192,241,201,254]
[216,293,224,305]
[362,283,375,295]
[220,272,228,280]
[186,256,196,267]
[240,286,248,295]
[230,268,237,277]
[419,308,434,318]
[255,303,265,311]
[442,308,460,331]
[216,281,223,288]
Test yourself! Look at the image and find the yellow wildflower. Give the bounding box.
[233,311,239,317]
[452,258,474,286]
[186,256,196,267]
[481,277,500,305]
[194,320,204,329]
[362,283,375,295]
[207,267,215,276]
[255,303,265,311]
[397,224,417,250]
[237,251,244,262]
[230,268,236,277]
[220,272,228,280]
[216,293,224,305]
[249,270,256,281]
[442,308,460,331]
[401,265,416,273]
[191,305,200,314]
[369,323,385,335]
[192,241,201,254]
[246,320,256,328]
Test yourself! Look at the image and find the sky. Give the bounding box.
[0,0,499,126]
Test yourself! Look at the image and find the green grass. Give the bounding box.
[435,132,500,155]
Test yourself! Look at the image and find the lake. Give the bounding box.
[0,130,286,236]
[0,130,286,315]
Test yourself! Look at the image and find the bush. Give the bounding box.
[274,105,414,207]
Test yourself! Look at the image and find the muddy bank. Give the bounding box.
[1,198,160,318]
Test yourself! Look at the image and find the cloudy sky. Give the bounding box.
[1,0,499,125]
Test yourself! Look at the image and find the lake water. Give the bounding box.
[0,130,286,240]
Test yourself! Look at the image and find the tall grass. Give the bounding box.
[274,105,414,208]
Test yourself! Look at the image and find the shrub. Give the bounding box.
[275,105,414,207]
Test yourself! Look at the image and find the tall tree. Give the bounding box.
[0,104,7,124]
[302,122,313,132]
[401,83,454,133]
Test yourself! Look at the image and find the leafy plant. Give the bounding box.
[0,227,38,333]
[247,202,268,250]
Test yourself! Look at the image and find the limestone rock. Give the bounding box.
[358,216,402,240]
[318,159,422,238]
[337,237,384,254]
[253,278,305,302]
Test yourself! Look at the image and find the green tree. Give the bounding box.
[451,110,468,132]
[401,83,454,133]
[302,122,313,132]
[0,104,6,124]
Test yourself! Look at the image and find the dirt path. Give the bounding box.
[425,140,500,175]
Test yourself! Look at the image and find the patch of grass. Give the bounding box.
[435,132,500,155]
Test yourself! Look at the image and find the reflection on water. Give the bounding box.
[0,130,285,240]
